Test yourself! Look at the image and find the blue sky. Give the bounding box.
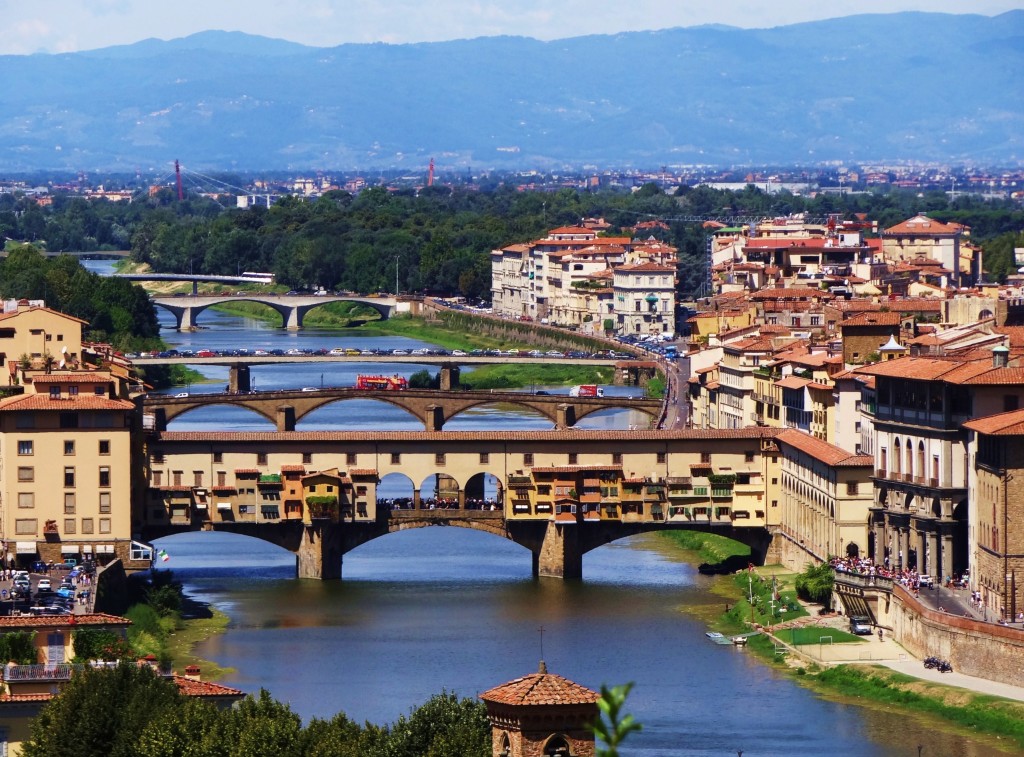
[1,0,1020,55]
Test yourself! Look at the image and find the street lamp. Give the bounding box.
[394,256,401,294]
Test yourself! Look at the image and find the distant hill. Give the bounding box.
[0,11,1021,172]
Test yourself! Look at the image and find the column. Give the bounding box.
[425,405,445,432]
[556,404,576,429]
[941,531,954,582]
[285,306,301,330]
[928,530,940,578]
[276,405,296,432]
[228,364,251,393]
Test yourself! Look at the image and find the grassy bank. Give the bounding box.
[655,532,1024,752]
[459,363,612,390]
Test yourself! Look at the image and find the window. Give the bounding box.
[98,439,110,455]
[15,519,37,534]
[99,467,110,488]
[49,386,61,399]
[64,493,75,514]
[64,518,76,535]
[99,493,111,513]
[745,452,755,463]
[524,453,534,466]
[568,453,578,465]
[172,471,182,486]
[94,386,105,396]
[479,452,490,464]
[700,451,711,464]
[213,452,223,464]
[302,452,312,465]
[18,493,34,509]
[18,441,33,456]
[69,385,79,396]
[152,470,162,486]
[390,453,401,465]
[64,467,76,487]
[612,453,622,465]
[17,467,33,482]
[343,452,356,465]
[1005,395,1020,412]
[657,452,667,464]
[435,453,446,466]
[82,518,94,534]
[846,481,859,495]
[257,452,268,466]
[99,518,111,534]
[193,471,202,486]
[64,440,75,455]
[217,471,226,487]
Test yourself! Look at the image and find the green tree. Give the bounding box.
[21,663,183,757]
[384,691,490,757]
[795,561,835,606]
[134,696,225,757]
[591,683,642,757]
[219,689,306,757]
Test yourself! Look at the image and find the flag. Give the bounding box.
[158,549,169,562]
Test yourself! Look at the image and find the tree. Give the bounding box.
[21,663,183,757]
[384,691,490,757]
[591,683,642,757]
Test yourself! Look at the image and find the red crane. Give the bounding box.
[427,158,434,187]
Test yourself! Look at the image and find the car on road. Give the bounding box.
[174,392,189,398]
[849,615,872,635]
[36,578,52,592]
[301,387,319,392]
[545,350,565,358]
[56,587,75,600]
[391,350,409,356]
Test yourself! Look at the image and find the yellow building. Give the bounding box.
[0,371,145,570]
[0,300,86,383]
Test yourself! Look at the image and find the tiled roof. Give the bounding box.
[158,428,782,443]
[614,261,676,273]
[776,429,873,467]
[964,409,1024,436]
[348,468,378,476]
[280,465,306,472]
[776,376,811,390]
[841,312,903,327]
[531,465,623,474]
[481,668,599,707]
[0,394,133,412]
[171,674,244,698]
[30,374,111,384]
[750,288,829,300]
[0,306,89,325]
[0,613,130,630]
[884,214,965,236]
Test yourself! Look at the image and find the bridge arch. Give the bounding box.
[162,402,278,430]
[294,396,426,430]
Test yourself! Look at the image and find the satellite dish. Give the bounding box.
[61,346,67,354]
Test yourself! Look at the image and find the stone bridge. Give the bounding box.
[141,509,773,582]
[149,293,399,330]
[142,387,663,431]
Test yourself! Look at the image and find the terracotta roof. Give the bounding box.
[841,312,903,327]
[884,214,965,236]
[0,306,89,325]
[554,511,577,523]
[750,288,829,300]
[234,468,260,475]
[480,668,600,707]
[348,468,378,476]
[546,226,594,236]
[0,613,130,630]
[614,261,676,273]
[776,376,811,390]
[776,429,873,467]
[280,465,306,472]
[171,674,245,698]
[531,465,623,474]
[29,374,111,384]
[0,394,134,412]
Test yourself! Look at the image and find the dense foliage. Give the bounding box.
[0,630,37,665]
[21,668,492,757]
[794,562,835,606]
[5,183,1021,298]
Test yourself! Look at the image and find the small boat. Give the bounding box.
[705,632,731,645]
[731,636,748,646]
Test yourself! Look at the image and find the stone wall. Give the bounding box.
[879,584,1024,686]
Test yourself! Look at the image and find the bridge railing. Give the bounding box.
[832,569,894,592]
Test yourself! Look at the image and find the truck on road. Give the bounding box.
[569,385,604,397]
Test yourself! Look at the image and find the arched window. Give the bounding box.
[543,735,572,756]
[892,439,901,474]
[917,441,925,481]
[498,733,512,757]
[904,439,913,479]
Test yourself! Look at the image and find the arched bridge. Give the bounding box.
[142,387,663,431]
[149,293,399,330]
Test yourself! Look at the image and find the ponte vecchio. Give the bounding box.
[139,427,785,580]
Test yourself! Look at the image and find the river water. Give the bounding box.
[82,262,1006,755]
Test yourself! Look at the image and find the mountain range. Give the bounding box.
[0,11,1022,173]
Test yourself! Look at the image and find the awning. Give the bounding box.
[95,545,114,554]
[82,545,92,553]
[216,502,232,510]
[194,503,208,510]
[260,505,279,515]
[15,541,36,554]
[61,545,80,554]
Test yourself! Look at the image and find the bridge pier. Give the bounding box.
[176,306,195,331]
[425,405,445,432]
[296,523,342,580]
[535,521,583,579]
[277,405,296,432]
[228,364,251,393]
[438,365,460,390]
[555,403,577,430]
[152,408,168,432]
[285,307,301,330]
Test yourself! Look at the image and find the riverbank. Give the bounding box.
[166,596,234,679]
[653,532,1024,752]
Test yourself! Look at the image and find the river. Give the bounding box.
[84,261,1006,755]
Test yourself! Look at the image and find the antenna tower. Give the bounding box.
[175,159,184,201]
[427,158,435,187]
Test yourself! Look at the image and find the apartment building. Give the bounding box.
[882,214,979,287]
[0,370,143,569]
[0,300,86,383]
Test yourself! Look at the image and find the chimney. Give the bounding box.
[184,665,201,681]
[993,345,1010,369]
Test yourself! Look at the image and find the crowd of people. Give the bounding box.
[379,497,501,512]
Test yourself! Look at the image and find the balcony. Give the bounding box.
[4,663,84,682]
[508,475,532,486]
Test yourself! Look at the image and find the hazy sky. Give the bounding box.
[2,0,1021,55]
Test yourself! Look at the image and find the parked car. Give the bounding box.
[36,578,52,592]
[56,587,75,600]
